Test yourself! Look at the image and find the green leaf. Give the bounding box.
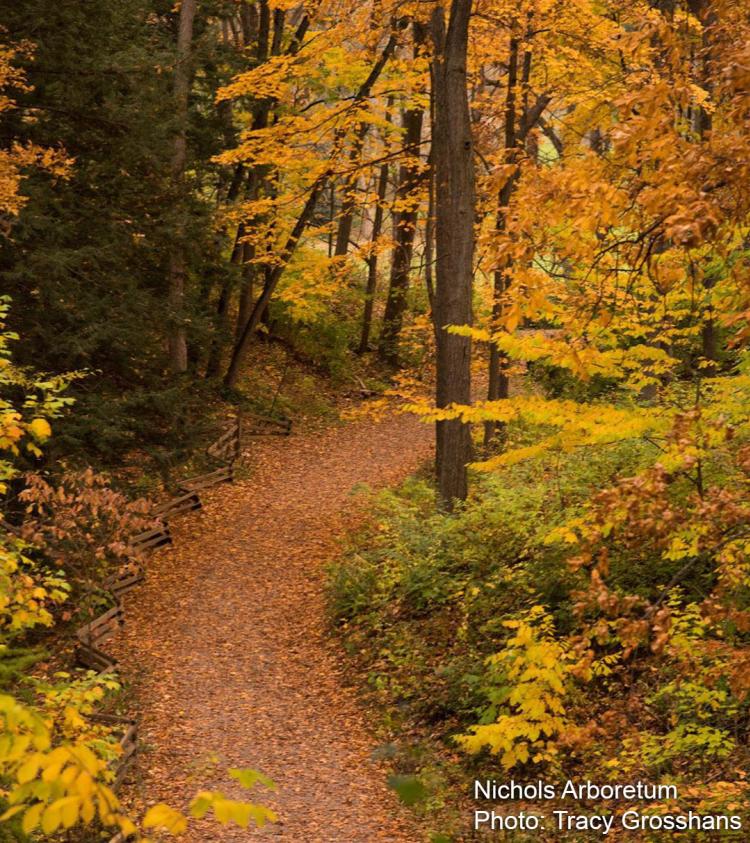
[387,774,427,806]
[189,793,213,820]
[229,767,277,791]
[0,805,24,822]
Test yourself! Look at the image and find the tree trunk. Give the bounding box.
[205,220,251,379]
[238,1,258,46]
[484,34,547,447]
[328,183,335,257]
[223,181,325,388]
[430,0,475,509]
[167,0,197,374]
[378,25,426,366]
[236,241,256,339]
[210,2,279,377]
[688,0,718,371]
[424,152,435,323]
[358,161,389,353]
[485,35,518,447]
[333,181,356,257]
[222,28,401,388]
[378,102,425,365]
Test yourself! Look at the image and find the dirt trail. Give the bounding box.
[113,413,433,842]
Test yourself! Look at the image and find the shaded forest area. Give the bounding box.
[1,0,750,839]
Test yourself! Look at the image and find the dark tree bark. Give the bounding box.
[211,2,295,375]
[206,5,268,380]
[168,0,197,374]
[377,24,427,365]
[424,153,436,327]
[328,184,336,257]
[484,34,548,447]
[238,1,258,45]
[430,0,475,509]
[484,35,518,446]
[235,241,256,339]
[222,29,401,388]
[377,100,425,365]
[334,168,372,258]
[358,161,390,353]
[223,184,323,387]
[205,215,253,378]
[257,0,271,60]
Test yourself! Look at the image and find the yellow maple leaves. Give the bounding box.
[456,607,572,769]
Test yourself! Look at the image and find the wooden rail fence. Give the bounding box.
[66,410,292,839]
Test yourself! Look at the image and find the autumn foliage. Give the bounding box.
[2,0,750,839]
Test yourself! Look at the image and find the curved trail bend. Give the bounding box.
[114,413,433,841]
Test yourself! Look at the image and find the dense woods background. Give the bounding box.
[1,0,750,839]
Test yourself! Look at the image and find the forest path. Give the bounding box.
[113,411,434,842]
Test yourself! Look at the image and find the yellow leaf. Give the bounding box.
[41,801,62,834]
[60,797,80,829]
[22,803,43,834]
[28,418,51,441]
[143,803,188,835]
[17,755,40,784]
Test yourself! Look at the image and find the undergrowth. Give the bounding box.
[329,420,750,841]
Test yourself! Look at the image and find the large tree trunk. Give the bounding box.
[377,101,425,365]
[430,0,475,509]
[167,0,197,374]
[358,161,390,353]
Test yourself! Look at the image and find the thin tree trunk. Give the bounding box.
[238,1,258,45]
[328,183,335,257]
[484,34,548,447]
[205,219,250,379]
[378,103,425,365]
[212,1,277,373]
[334,117,376,258]
[358,161,389,353]
[223,182,324,387]
[222,28,401,388]
[485,35,518,446]
[431,0,475,509]
[236,242,256,339]
[378,25,426,365]
[333,184,353,257]
[424,153,435,323]
[168,0,197,374]
[688,0,718,369]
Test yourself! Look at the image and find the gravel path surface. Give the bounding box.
[113,412,433,841]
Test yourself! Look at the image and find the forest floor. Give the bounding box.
[112,410,434,841]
